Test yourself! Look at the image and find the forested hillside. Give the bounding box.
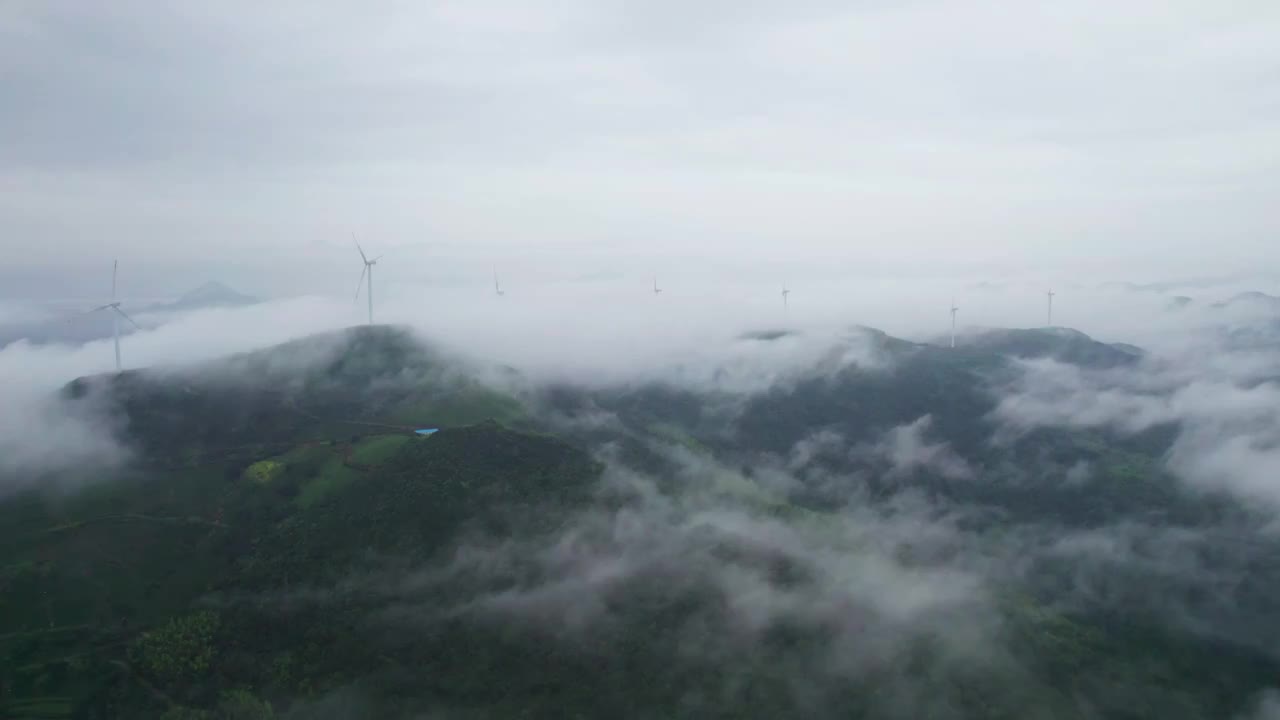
[3,325,1278,719]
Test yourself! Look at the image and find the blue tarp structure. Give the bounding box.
[414,428,439,436]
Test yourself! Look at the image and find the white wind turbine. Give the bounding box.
[653,277,662,295]
[353,236,383,325]
[493,267,505,297]
[84,260,141,372]
[782,283,791,313]
[950,299,959,348]
[1046,289,1055,327]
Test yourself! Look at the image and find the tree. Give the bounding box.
[131,611,221,684]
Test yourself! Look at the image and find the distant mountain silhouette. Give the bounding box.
[0,281,258,348]
[1212,291,1280,311]
[144,280,257,313]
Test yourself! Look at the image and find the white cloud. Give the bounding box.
[992,328,1280,510]
[872,415,973,480]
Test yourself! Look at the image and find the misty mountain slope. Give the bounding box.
[0,422,601,718]
[963,327,1143,369]
[6,422,1277,720]
[539,325,980,453]
[235,421,604,587]
[545,325,1141,456]
[538,325,1214,529]
[5,324,1280,718]
[1212,291,1280,312]
[60,325,526,463]
[730,342,998,456]
[112,437,1280,718]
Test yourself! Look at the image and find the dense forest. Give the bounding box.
[3,325,1278,719]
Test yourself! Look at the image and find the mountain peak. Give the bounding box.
[177,281,254,304]
[966,327,1141,368]
[147,281,257,312]
[1213,291,1280,310]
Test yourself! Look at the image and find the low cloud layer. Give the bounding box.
[0,296,344,483]
[993,348,1280,510]
[862,415,974,481]
[2,280,1276,713]
[3,274,1279,500]
[240,441,1021,716]
[224,415,1280,716]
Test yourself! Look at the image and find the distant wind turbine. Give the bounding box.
[782,284,791,317]
[493,267,505,296]
[83,260,141,372]
[950,300,959,349]
[653,277,662,295]
[1046,289,1055,327]
[353,235,383,325]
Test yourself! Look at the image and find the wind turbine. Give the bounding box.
[353,235,382,325]
[493,267,505,297]
[1046,289,1055,327]
[653,277,662,295]
[782,284,791,312]
[84,260,141,372]
[950,300,959,349]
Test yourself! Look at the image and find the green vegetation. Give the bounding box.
[131,612,221,684]
[647,422,711,455]
[63,326,528,467]
[160,690,275,720]
[242,460,285,485]
[349,434,411,465]
[3,325,1276,718]
[294,456,357,509]
[0,412,605,718]
[2,696,75,719]
[389,383,527,427]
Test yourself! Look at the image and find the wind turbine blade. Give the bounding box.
[354,264,367,303]
[112,260,118,301]
[353,234,368,263]
[112,306,142,330]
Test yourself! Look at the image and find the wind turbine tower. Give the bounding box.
[782,284,791,313]
[950,300,959,349]
[653,277,662,295]
[1046,289,1055,327]
[493,267,505,296]
[353,236,382,325]
[86,260,141,372]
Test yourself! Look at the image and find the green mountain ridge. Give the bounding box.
[61,326,526,464]
[4,323,1279,718]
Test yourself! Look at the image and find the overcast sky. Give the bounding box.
[2,1,1279,298]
